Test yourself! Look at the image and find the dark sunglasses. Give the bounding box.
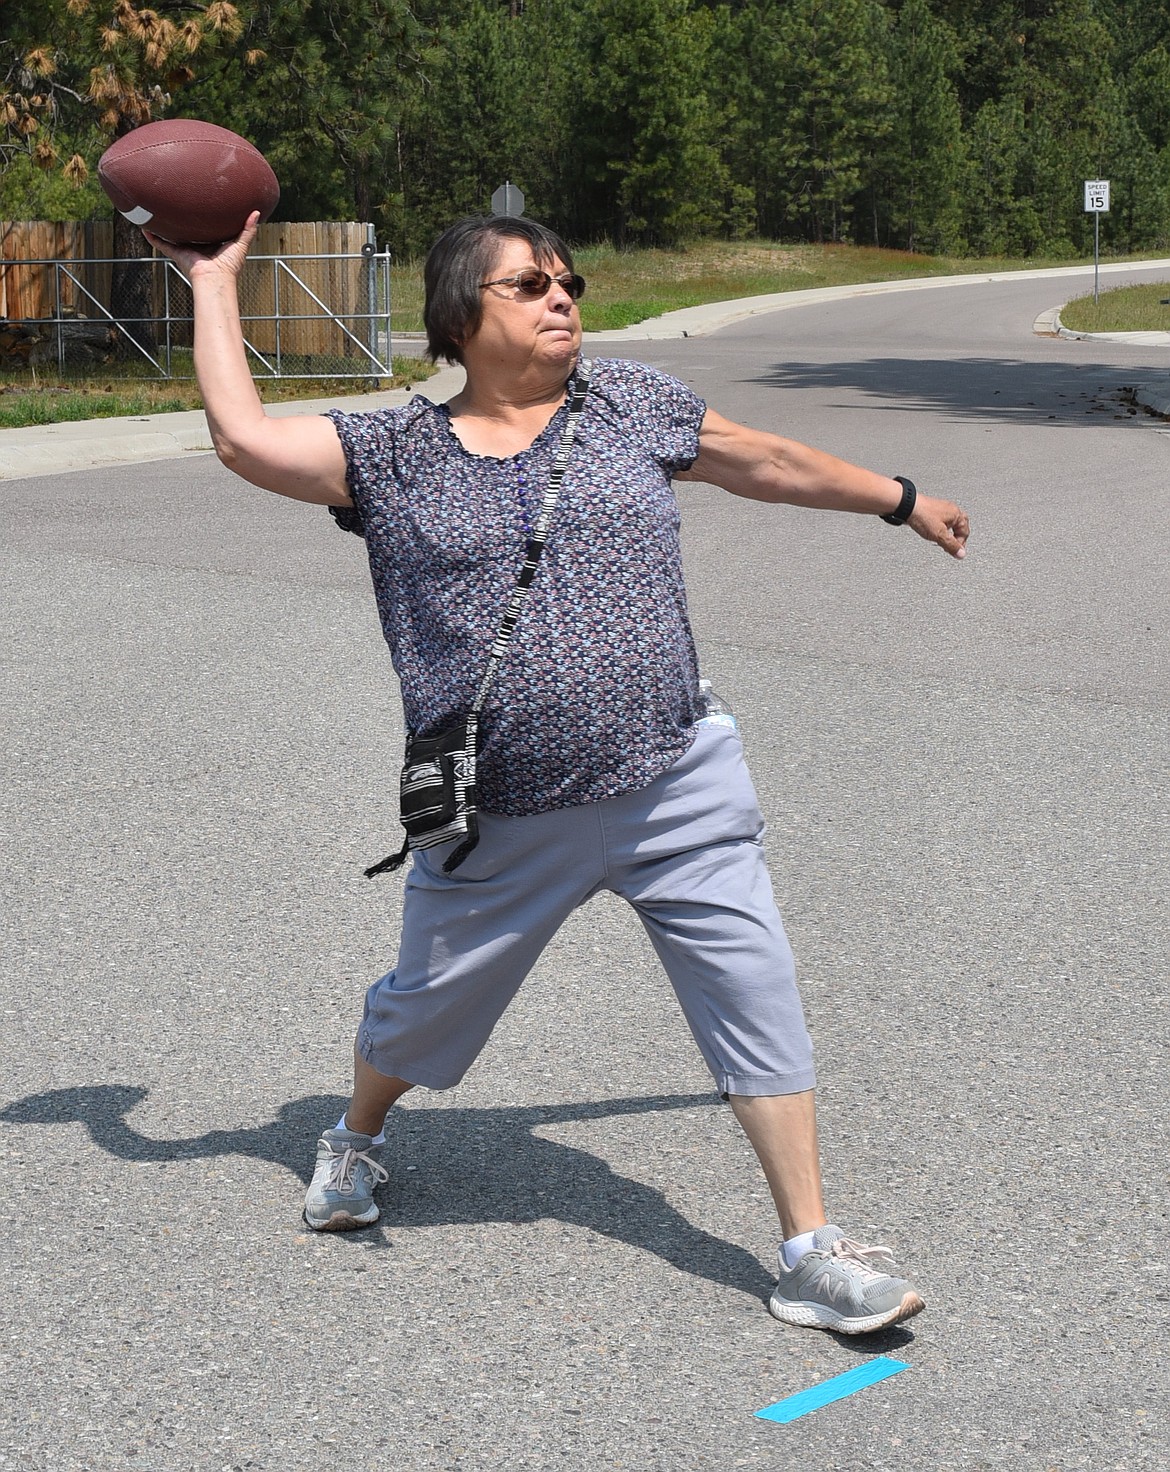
[479,268,587,301]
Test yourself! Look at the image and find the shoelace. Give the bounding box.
[827,1235,897,1280]
[321,1140,390,1194]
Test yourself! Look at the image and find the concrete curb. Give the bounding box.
[1049,315,1170,346]
[1028,302,1162,342]
[1132,381,1170,417]
[1032,306,1064,337]
[3,418,214,480]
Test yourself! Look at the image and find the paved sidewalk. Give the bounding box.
[5,256,1170,481]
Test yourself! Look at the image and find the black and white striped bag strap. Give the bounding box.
[469,360,592,714]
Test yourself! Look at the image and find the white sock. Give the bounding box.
[336,1112,386,1147]
[781,1229,819,1269]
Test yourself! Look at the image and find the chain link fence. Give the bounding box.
[0,220,395,379]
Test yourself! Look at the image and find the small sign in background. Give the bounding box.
[1084,179,1111,213]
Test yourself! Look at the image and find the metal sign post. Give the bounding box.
[1084,179,1110,304]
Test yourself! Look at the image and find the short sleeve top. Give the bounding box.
[326,357,707,815]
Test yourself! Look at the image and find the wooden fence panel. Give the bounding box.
[1,221,114,319]
[239,220,372,357]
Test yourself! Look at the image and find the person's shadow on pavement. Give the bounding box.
[0,1084,778,1302]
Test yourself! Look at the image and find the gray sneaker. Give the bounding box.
[303,1127,389,1231]
[769,1226,925,1334]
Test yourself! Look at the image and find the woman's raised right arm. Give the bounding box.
[147,214,353,507]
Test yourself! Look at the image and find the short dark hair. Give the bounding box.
[423,215,576,365]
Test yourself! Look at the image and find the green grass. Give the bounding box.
[0,355,436,429]
[0,390,189,428]
[1058,281,1170,333]
[387,239,1163,334]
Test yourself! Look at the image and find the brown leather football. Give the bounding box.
[98,119,280,245]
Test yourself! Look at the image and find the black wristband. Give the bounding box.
[881,476,917,526]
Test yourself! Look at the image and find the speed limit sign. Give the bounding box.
[1085,180,1110,302]
[1084,179,1110,213]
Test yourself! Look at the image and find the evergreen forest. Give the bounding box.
[4,0,1170,260]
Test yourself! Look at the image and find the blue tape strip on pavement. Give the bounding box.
[755,1356,910,1424]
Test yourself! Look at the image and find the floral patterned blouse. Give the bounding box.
[326,357,707,815]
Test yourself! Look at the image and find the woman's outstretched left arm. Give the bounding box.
[676,408,970,560]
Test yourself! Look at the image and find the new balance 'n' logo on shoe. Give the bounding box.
[769,1226,925,1334]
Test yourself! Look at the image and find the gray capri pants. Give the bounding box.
[359,724,816,1097]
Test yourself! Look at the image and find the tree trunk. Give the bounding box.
[353,164,372,229]
[111,206,159,359]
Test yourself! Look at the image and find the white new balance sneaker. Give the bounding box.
[769,1226,925,1334]
[303,1126,388,1231]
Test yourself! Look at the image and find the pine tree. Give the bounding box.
[876,0,967,252]
[965,92,1036,254]
[1,0,248,347]
[719,0,893,243]
[211,0,423,230]
[388,1,550,252]
[572,0,727,244]
[951,1,1129,254]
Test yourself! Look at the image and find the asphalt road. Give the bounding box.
[2,266,1168,1471]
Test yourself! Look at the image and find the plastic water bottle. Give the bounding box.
[697,678,737,730]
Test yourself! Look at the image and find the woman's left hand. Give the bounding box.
[908,494,970,560]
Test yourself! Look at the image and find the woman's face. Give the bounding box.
[463,236,582,374]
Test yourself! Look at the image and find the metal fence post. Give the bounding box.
[383,249,393,366]
[365,224,378,374]
[273,255,282,377]
[53,263,64,372]
[162,257,172,377]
